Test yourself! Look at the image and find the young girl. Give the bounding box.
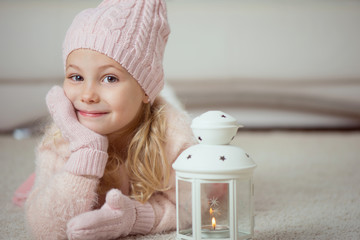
[22,0,195,239]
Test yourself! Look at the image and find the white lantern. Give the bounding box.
[172,111,256,240]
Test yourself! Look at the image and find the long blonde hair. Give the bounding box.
[101,100,170,203]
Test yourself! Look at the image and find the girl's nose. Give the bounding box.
[80,85,100,104]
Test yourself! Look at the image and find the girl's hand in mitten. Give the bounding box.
[46,86,109,177]
[46,85,108,152]
[66,189,155,240]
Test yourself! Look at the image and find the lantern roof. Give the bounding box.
[191,111,242,145]
[173,110,256,175]
[191,111,242,129]
[173,144,256,174]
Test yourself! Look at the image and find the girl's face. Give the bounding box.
[63,49,149,135]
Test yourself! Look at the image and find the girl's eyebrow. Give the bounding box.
[66,64,80,70]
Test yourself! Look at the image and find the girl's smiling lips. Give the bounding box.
[77,109,109,117]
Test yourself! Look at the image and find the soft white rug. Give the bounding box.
[1,131,359,239]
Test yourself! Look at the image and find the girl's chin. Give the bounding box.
[78,121,107,135]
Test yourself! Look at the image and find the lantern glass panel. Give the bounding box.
[237,179,252,237]
[201,182,230,239]
[178,179,193,237]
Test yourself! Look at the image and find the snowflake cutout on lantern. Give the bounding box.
[210,207,221,217]
[208,197,222,217]
[208,196,220,208]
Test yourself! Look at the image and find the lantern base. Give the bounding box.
[179,229,192,236]
[177,229,253,240]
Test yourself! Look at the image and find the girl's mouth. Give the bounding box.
[77,110,109,118]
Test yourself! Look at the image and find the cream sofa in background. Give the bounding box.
[1,0,360,132]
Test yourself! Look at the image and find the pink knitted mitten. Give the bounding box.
[66,189,155,240]
[46,86,109,177]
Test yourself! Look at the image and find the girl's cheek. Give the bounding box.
[63,84,76,103]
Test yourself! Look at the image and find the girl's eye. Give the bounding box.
[70,75,83,82]
[103,75,119,83]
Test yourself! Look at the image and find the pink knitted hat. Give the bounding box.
[63,0,170,103]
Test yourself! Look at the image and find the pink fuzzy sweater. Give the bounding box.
[25,97,195,239]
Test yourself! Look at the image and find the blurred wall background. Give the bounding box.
[1,0,360,132]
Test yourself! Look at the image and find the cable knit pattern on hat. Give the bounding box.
[63,0,170,103]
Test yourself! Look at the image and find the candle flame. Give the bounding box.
[209,208,213,215]
[212,217,216,230]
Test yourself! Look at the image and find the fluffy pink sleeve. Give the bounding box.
[148,98,196,233]
[25,124,100,239]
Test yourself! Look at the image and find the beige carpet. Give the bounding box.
[1,131,360,240]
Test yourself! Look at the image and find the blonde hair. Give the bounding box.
[100,101,170,203]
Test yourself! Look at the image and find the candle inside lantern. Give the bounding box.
[201,224,229,239]
[212,217,216,230]
[201,208,229,238]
